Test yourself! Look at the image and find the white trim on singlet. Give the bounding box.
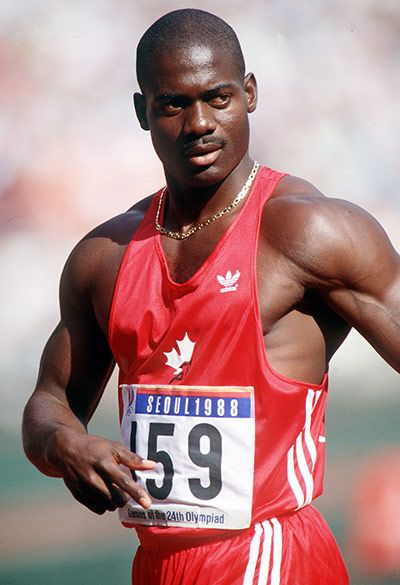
[287,389,323,509]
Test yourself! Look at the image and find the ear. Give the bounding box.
[134,92,149,131]
[243,73,257,113]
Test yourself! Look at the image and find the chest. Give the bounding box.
[160,224,306,336]
[160,221,233,283]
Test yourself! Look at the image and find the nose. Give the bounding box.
[183,101,216,137]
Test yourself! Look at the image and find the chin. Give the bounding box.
[176,160,239,189]
[184,168,226,189]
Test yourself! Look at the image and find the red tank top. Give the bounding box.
[109,166,328,546]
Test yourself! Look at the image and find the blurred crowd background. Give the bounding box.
[1,1,399,584]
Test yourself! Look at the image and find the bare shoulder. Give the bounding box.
[60,195,154,306]
[263,175,399,287]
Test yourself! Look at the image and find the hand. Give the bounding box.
[49,428,156,515]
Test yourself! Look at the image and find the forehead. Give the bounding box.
[143,44,242,96]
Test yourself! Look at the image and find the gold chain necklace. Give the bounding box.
[155,161,260,240]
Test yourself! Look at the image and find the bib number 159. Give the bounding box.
[120,384,255,530]
[130,421,222,501]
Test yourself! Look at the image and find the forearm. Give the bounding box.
[326,285,400,374]
[22,387,88,477]
[22,385,156,514]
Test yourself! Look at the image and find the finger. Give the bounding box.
[111,470,153,509]
[112,445,156,470]
[108,483,130,508]
[73,492,109,515]
[63,478,111,514]
[90,457,153,509]
[64,473,118,512]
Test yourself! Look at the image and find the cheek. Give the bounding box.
[149,123,179,156]
[221,110,249,144]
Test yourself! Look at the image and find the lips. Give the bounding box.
[183,143,223,167]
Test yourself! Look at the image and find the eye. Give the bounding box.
[163,103,181,113]
[158,98,186,115]
[208,94,231,108]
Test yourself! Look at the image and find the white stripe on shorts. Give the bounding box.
[270,518,282,585]
[257,521,273,585]
[243,518,282,585]
[243,523,263,585]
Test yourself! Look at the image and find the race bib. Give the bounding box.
[119,384,255,530]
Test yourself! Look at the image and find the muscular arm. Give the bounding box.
[22,209,155,514]
[317,201,400,371]
[22,267,115,477]
[267,184,400,373]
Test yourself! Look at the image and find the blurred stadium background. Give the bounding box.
[1,1,399,584]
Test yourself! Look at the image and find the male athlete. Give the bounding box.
[23,9,400,585]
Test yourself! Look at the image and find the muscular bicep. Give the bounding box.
[319,207,400,372]
[263,184,400,374]
[31,205,149,421]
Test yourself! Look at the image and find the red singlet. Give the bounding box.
[109,167,348,583]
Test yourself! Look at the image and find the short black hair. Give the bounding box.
[136,9,246,92]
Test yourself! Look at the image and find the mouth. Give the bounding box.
[182,142,224,168]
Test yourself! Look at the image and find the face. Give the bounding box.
[134,44,257,189]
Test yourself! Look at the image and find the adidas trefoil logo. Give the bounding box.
[164,333,196,378]
[217,269,241,293]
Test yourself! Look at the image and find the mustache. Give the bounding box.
[180,136,227,155]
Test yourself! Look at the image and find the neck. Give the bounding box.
[163,155,254,231]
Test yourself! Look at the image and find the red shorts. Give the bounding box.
[131,506,349,584]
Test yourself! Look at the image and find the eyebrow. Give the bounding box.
[154,93,185,103]
[203,83,234,99]
[153,83,235,103]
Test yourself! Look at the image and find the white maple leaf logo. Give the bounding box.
[163,333,196,375]
[217,270,241,287]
